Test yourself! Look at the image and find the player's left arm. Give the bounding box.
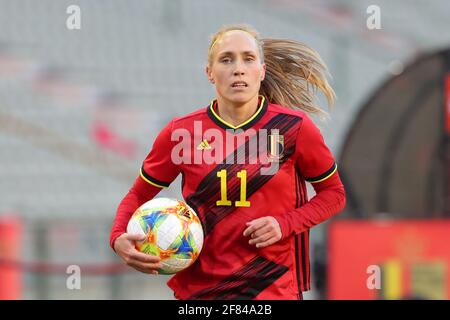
[244,115,346,248]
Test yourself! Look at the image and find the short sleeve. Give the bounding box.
[296,115,337,184]
[140,119,181,188]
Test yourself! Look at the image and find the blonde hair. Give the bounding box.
[207,24,335,117]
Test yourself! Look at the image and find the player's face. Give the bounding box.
[207,31,266,105]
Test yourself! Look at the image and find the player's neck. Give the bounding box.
[216,95,259,127]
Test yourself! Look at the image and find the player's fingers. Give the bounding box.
[126,233,147,242]
[129,251,161,263]
[130,264,159,275]
[255,237,277,249]
[128,260,162,272]
[246,217,269,227]
[131,265,153,274]
[250,225,272,238]
[248,232,272,245]
[243,219,267,237]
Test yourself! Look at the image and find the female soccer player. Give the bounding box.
[110,24,346,300]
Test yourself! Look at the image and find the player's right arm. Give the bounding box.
[111,176,163,274]
[110,119,181,274]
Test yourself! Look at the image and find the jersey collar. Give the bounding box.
[207,95,268,131]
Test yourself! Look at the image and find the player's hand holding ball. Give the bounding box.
[123,198,204,275]
[114,233,162,275]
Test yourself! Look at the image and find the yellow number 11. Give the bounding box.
[216,169,250,207]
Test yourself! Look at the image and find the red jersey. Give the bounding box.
[111,96,345,300]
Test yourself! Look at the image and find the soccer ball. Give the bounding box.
[126,197,204,274]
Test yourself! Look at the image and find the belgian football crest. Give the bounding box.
[268,131,284,162]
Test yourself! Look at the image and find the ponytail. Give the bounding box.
[260,38,335,116]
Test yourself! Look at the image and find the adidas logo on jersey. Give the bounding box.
[197,139,212,150]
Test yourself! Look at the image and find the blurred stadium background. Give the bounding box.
[0,0,449,299]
